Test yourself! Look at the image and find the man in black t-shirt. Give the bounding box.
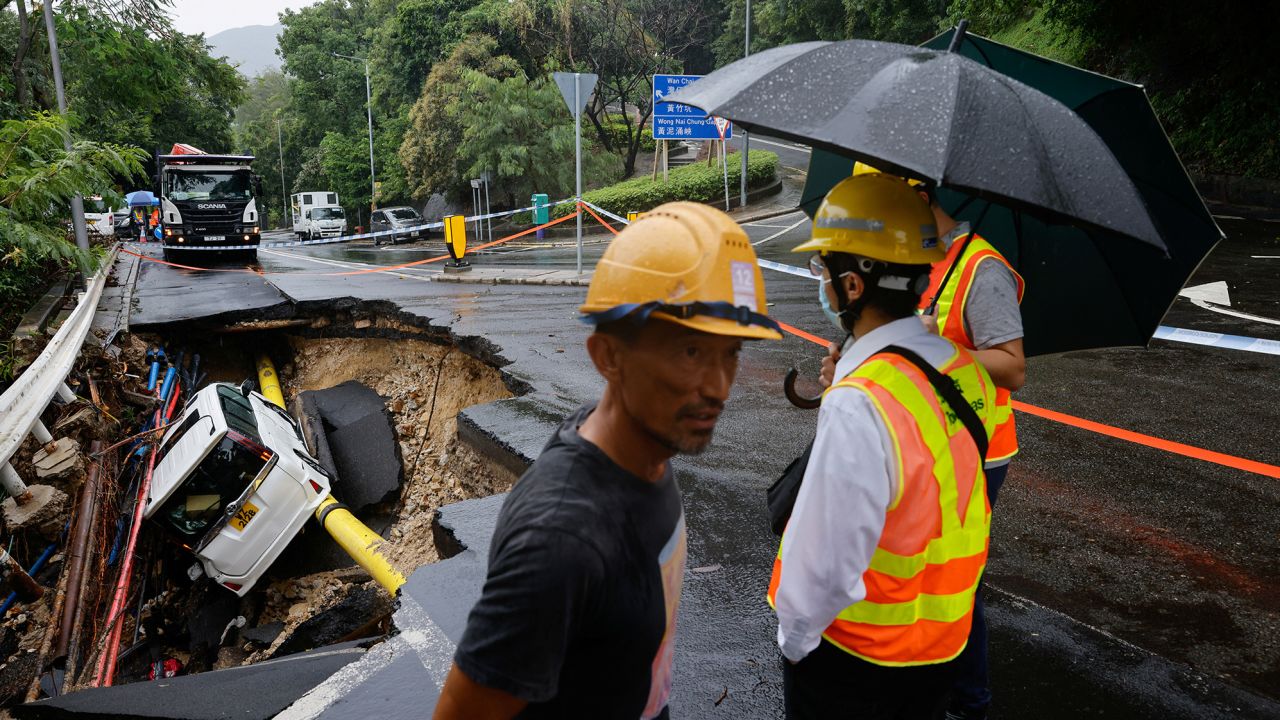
[433,203,782,719]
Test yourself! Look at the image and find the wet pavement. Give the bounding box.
[109,210,1280,717]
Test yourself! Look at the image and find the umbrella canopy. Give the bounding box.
[125,190,157,207]
[666,38,1163,251]
[798,31,1223,355]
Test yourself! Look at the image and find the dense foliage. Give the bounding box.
[553,150,778,219]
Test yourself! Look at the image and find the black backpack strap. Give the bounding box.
[880,344,989,462]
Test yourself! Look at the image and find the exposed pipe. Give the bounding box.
[55,441,103,662]
[0,548,44,603]
[255,355,286,408]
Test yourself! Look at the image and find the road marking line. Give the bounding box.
[1251,255,1280,259]
[1187,298,1280,326]
[1152,326,1280,355]
[748,137,811,154]
[260,249,436,282]
[752,217,809,246]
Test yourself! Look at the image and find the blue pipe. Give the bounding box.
[0,543,56,615]
[158,367,177,404]
[147,361,160,391]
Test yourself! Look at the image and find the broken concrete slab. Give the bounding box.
[271,585,391,659]
[32,438,82,480]
[242,621,285,647]
[15,641,368,720]
[296,381,402,513]
[431,267,590,286]
[2,485,69,534]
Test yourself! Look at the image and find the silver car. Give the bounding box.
[370,206,426,245]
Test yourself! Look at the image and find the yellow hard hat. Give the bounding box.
[793,173,943,265]
[581,202,782,340]
[852,161,927,188]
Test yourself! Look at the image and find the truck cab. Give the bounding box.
[157,149,262,260]
[293,205,347,240]
[144,383,331,595]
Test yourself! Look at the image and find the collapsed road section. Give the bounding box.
[3,299,519,716]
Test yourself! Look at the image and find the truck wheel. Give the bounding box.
[162,247,178,263]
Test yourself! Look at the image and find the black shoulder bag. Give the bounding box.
[766,344,989,536]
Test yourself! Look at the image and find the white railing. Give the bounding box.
[0,247,116,503]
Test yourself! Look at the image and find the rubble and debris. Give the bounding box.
[31,438,82,480]
[2,485,68,534]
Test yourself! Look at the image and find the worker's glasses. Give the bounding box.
[808,253,827,277]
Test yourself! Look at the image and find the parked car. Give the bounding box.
[83,196,117,237]
[143,382,332,595]
[370,206,427,245]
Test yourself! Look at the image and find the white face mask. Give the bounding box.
[818,274,851,333]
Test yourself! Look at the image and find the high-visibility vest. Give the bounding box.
[921,232,1024,463]
[768,342,996,666]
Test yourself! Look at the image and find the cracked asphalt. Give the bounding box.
[117,210,1280,718]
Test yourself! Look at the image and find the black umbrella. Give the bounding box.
[793,31,1224,355]
[667,35,1164,252]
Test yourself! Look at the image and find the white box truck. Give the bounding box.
[291,191,347,240]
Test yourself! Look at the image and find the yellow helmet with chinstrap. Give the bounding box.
[793,173,942,265]
[580,202,782,340]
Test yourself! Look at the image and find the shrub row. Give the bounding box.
[551,150,778,219]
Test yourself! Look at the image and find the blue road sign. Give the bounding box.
[652,74,731,140]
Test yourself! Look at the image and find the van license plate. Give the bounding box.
[230,500,259,531]
[206,235,225,242]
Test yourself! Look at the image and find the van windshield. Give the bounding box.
[216,385,259,437]
[313,207,344,220]
[155,433,268,539]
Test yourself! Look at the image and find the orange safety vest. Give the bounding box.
[768,342,996,666]
[921,232,1024,463]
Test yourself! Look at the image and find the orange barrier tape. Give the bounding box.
[119,211,583,277]
[580,201,620,236]
[775,319,1280,478]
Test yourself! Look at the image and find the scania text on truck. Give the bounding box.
[157,144,264,261]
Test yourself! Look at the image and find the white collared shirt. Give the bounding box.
[774,316,961,662]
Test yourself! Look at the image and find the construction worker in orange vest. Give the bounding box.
[830,165,1026,720]
[773,173,997,719]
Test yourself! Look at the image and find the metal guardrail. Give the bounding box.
[0,246,117,504]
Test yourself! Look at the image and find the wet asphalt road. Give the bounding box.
[124,212,1280,718]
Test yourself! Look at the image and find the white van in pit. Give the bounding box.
[144,382,331,595]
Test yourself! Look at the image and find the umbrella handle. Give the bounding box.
[784,368,823,410]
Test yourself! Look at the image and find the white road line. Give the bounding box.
[1252,255,1280,259]
[748,137,811,154]
[260,248,437,282]
[1188,298,1280,326]
[751,216,809,246]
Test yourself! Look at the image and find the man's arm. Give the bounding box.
[434,664,528,720]
[774,392,895,662]
[960,260,1026,391]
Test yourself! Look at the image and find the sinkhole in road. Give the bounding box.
[127,306,519,674]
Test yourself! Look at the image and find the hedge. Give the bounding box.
[599,119,657,154]
[552,150,778,219]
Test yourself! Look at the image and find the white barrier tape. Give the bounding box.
[753,259,1280,357]
[757,258,813,279]
[579,200,632,226]
[150,197,578,252]
[1152,326,1280,356]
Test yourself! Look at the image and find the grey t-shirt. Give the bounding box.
[454,404,687,719]
[944,223,1024,350]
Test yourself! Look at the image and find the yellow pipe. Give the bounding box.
[315,495,406,594]
[256,354,406,595]
[255,355,286,408]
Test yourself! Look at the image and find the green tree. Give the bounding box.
[233,71,295,227]
[456,69,621,206]
[399,34,521,203]
[1,111,146,265]
[277,0,376,149]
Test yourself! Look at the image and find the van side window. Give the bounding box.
[327,193,336,204]
[304,193,313,204]
[216,385,260,439]
[156,411,204,465]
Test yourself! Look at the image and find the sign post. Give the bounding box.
[715,117,731,211]
[553,71,599,274]
[442,214,471,273]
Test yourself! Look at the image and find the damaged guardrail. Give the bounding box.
[0,247,116,504]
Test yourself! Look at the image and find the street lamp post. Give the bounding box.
[41,0,89,260]
[740,0,751,209]
[332,52,377,215]
[276,116,287,229]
